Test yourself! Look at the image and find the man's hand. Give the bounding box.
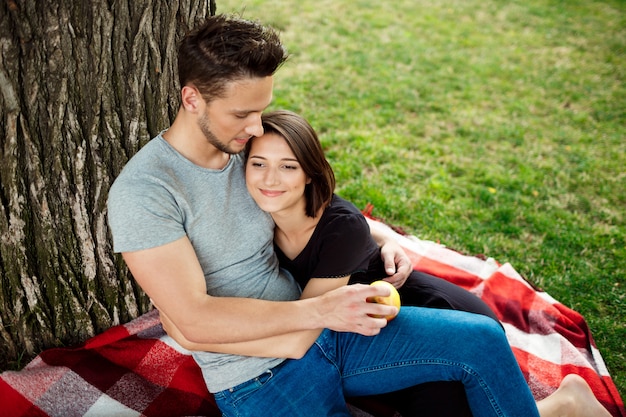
[312,284,398,336]
[379,239,412,289]
[365,217,412,289]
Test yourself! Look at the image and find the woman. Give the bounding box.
[245,111,501,416]
[240,109,610,417]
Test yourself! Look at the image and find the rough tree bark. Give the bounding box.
[0,0,215,370]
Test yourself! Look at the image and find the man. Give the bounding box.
[108,13,415,414]
[108,15,547,417]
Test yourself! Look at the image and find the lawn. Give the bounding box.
[218,0,625,397]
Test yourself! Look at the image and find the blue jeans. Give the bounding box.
[214,307,540,417]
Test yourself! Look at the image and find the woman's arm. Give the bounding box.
[300,276,350,299]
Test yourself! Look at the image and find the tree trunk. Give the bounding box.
[0,0,215,370]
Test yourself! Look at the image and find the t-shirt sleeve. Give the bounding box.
[310,212,372,278]
[107,175,186,253]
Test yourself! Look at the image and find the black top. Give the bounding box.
[275,195,386,290]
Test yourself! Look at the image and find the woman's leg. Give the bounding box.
[360,381,472,417]
[327,306,540,417]
[399,270,499,322]
[363,270,498,416]
[536,374,612,417]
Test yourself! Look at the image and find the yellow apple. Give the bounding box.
[367,280,401,321]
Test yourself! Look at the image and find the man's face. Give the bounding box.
[198,76,274,154]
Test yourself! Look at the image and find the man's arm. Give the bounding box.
[158,274,360,359]
[124,236,395,345]
[158,309,319,359]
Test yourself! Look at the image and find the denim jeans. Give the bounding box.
[214,307,540,417]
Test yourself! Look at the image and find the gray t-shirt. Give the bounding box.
[107,134,302,392]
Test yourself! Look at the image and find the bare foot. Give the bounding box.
[536,374,611,417]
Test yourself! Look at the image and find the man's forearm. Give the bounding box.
[159,307,321,358]
[175,295,323,344]
[175,285,395,344]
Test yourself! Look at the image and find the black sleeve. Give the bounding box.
[310,212,373,278]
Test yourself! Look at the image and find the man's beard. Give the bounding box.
[198,112,241,155]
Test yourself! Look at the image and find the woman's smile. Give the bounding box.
[259,189,287,198]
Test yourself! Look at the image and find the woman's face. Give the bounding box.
[245,133,310,216]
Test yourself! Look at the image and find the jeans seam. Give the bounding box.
[314,338,343,376]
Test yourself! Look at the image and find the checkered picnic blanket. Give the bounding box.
[375,215,625,417]
[1,217,624,416]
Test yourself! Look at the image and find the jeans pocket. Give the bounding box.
[228,369,275,406]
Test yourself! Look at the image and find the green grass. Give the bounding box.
[219,0,626,397]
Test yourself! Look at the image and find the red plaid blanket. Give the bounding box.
[1,218,624,416]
